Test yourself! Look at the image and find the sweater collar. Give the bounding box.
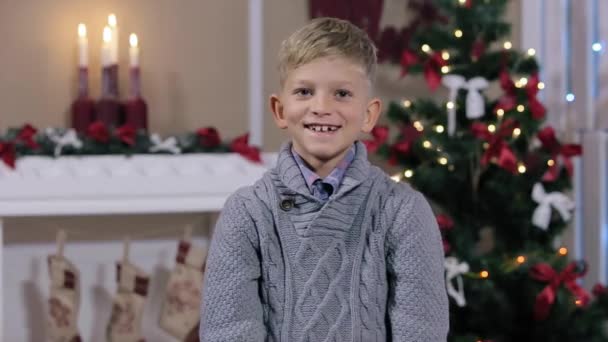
[274,141,371,198]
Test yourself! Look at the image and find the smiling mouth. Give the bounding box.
[304,124,342,133]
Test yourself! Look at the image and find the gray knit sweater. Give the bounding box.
[200,141,449,341]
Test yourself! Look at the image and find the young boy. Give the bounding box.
[200,17,448,341]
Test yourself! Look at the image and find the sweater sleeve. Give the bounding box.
[199,192,266,342]
[385,189,449,341]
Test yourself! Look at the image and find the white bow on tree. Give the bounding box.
[149,134,181,154]
[441,75,489,136]
[46,128,83,157]
[444,256,469,307]
[531,182,575,230]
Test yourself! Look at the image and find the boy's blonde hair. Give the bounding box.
[277,17,378,86]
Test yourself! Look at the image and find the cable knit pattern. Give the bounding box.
[200,141,449,342]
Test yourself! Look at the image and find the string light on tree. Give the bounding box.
[454,29,463,38]
[516,255,526,264]
[547,159,555,166]
[422,44,431,53]
[404,169,414,178]
[413,121,424,131]
[488,124,496,133]
[592,42,604,52]
[496,109,505,117]
[527,48,536,56]
[446,101,455,109]
[503,41,512,50]
[566,93,575,102]
[518,163,527,174]
[480,270,489,279]
[517,105,525,112]
[438,157,448,165]
[519,77,528,86]
[458,0,467,4]
[442,51,450,60]
[512,128,521,138]
[390,174,402,182]
[559,247,568,256]
[423,140,432,149]
[538,82,545,90]
[435,125,445,133]
[403,100,412,108]
[441,66,450,74]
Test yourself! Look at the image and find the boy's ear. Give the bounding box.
[270,94,288,129]
[361,97,382,133]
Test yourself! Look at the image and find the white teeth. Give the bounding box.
[307,124,339,132]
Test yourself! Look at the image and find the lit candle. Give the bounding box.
[129,33,139,67]
[108,14,118,64]
[101,26,112,67]
[77,23,88,67]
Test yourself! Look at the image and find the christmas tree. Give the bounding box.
[362,0,608,341]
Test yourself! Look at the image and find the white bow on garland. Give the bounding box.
[46,128,83,157]
[149,134,181,154]
[441,75,489,136]
[531,182,575,230]
[444,256,469,307]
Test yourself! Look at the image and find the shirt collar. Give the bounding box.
[291,145,356,196]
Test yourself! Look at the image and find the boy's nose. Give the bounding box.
[311,94,333,116]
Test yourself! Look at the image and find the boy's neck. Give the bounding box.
[293,144,353,179]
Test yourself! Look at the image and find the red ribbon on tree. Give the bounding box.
[362,126,389,153]
[87,121,110,143]
[388,124,422,165]
[0,141,16,168]
[436,214,454,254]
[537,126,582,182]
[230,133,261,163]
[196,127,222,149]
[471,118,519,173]
[17,124,39,150]
[496,70,546,119]
[424,52,447,91]
[592,283,607,297]
[116,124,137,146]
[400,50,420,77]
[529,261,591,321]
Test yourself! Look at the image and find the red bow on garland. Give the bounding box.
[471,118,519,173]
[496,70,546,119]
[530,261,591,321]
[196,127,222,149]
[0,141,16,168]
[230,133,261,163]
[362,126,389,153]
[17,124,40,150]
[537,126,582,182]
[87,121,110,143]
[116,124,137,146]
[400,51,446,91]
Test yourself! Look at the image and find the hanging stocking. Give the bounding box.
[159,226,208,341]
[107,238,150,342]
[47,230,82,342]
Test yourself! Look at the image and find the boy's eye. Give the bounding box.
[294,88,313,96]
[335,89,352,98]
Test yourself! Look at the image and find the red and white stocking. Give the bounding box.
[47,230,82,342]
[159,235,208,340]
[107,239,149,342]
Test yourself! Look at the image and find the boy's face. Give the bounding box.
[270,56,381,168]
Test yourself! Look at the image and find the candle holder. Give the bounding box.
[71,67,95,133]
[96,64,121,127]
[124,67,148,131]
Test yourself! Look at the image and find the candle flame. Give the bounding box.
[78,23,87,38]
[103,26,112,43]
[108,14,117,27]
[129,33,138,48]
